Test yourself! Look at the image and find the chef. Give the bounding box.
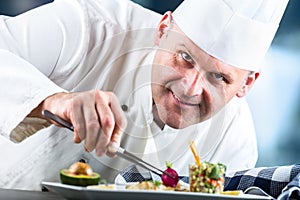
[0,0,288,190]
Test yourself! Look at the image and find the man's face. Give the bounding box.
[151,17,257,129]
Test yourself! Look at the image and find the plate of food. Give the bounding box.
[41,142,272,200]
[41,181,272,200]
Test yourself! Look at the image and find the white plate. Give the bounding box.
[41,182,272,200]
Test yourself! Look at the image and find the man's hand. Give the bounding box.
[29,90,127,157]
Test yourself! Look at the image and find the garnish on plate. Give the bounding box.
[162,161,179,187]
[60,162,100,186]
[189,140,226,194]
[126,181,173,191]
[190,141,201,166]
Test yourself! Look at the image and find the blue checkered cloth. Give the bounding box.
[225,164,300,199]
[119,164,300,200]
[277,172,300,200]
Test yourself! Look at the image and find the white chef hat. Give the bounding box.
[172,0,289,71]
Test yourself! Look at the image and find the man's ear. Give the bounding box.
[154,11,173,45]
[236,72,260,98]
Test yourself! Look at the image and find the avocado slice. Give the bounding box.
[60,169,100,186]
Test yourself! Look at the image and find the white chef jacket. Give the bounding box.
[0,0,258,190]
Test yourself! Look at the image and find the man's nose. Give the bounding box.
[182,71,204,97]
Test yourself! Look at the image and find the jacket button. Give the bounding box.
[79,158,87,163]
[121,104,128,111]
[79,155,88,164]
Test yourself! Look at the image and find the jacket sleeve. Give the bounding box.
[0,0,88,140]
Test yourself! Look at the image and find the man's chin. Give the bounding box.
[165,119,195,130]
[165,116,209,129]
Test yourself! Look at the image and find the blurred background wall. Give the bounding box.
[0,0,299,168]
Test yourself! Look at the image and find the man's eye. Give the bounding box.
[212,73,227,82]
[180,52,194,64]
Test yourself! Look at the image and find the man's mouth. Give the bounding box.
[171,91,200,107]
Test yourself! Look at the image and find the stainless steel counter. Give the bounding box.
[0,188,66,200]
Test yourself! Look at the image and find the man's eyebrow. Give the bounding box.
[220,71,234,82]
[208,58,235,83]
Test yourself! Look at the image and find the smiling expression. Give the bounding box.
[151,12,258,129]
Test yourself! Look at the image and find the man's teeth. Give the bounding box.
[173,93,198,106]
[173,93,180,102]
